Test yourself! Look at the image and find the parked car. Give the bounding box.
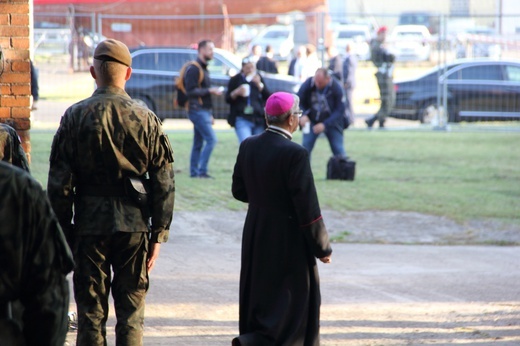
[248,25,294,61]
[333,24,372,60]
[388,25,432,62]
[455,27,502,59]
[390,59,520,123]
[125,47,301,121]
[398,11,440,35]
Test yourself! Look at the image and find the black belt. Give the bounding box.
[75,184,125,197]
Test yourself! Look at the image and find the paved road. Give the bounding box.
[65,211,520,345]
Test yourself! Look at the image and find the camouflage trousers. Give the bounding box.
[375,72,396,121]
[72,232,149,346]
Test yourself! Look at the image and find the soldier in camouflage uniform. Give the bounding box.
[0,123,30,172]
[47,39,175,346]
[0,161,74,345]
[366,26,396,129]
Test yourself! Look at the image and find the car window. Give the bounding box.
[505,65,520,82]
[262,30,290,39]
[132,52,156,70]
[338,31,367,39]
[207,56,232,76]
[157,52,191,72]
[449,65,502,81]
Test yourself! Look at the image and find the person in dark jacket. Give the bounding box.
[231,92,332,346]
[256,45,278,74]
[297,67,348,160]
[226,57,271,143]
[185,39,223,178]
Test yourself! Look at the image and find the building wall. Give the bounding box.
[0,0,31,159]
[329,0,497,28]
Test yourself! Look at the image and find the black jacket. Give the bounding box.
[185,58,213,109]
[256,56,278,74]
[297,76,347,130]
[225,73,271,127]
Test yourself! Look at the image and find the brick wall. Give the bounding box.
[0,0,31,160]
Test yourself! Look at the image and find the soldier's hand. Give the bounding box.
[147,242,161,273]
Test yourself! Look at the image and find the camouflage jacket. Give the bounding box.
[0,123,30,172]
[47,86,175,243]
[0,161,74,345]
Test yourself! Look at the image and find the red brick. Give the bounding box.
[0,85,11,95]
[11,84,30,95]
[1,72,31,83]
[12,106,30,118]
[11,60,30,72]
[0,4,28,15]
[0,37,10,48]
[0,108,10,117]
[0,25,29,37]
[6,49,29,60]
[0,14,9,25]
[11,37,29,50]
[11,14,29,26]
[1,96,30,108]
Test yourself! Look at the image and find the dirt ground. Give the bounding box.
[64,210,520,346]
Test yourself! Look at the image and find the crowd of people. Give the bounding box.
[1,38,336,346]
[0,29,395,344]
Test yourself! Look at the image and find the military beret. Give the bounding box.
[94,39,132,67]
[265,92,294,117]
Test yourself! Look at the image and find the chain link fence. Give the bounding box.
[33,10,520,128]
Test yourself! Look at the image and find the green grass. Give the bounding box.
[30,129,520,226]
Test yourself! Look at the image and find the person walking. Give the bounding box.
[185,39,223,178]
[226,57,271,143]
[365,26,395,128]
[47,39,175,346]
[231,92,332,345]
[0,161,74,346]
[342,43,358,124]
[297,68,348,160]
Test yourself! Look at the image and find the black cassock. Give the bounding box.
[232,129,332,346]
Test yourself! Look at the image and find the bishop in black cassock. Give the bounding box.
[232,92,333,346]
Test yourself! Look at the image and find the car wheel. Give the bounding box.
[418,102,438,124]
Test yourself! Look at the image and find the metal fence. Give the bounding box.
[33,11,520,127]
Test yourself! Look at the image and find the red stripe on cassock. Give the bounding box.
[300,215,322,228]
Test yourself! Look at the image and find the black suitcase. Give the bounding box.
[326,155,356,181]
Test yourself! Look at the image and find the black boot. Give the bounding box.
[379,119,385,128]
[365,116,376,128]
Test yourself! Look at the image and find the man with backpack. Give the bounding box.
[183,39,223,178]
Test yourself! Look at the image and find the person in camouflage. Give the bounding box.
[0,122,30,172]
[0,161,74,345]
[47,39,175,346]
[365,26,396,129]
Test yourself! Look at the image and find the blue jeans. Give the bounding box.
[188,108,217,176]
[235,116,265,143]
[302,124,346,160]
